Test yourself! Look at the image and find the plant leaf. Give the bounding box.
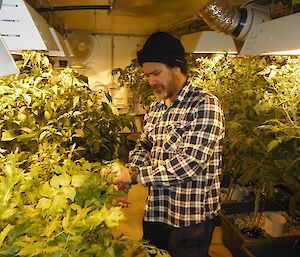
[1,130,16,141]
[0,224,14,248]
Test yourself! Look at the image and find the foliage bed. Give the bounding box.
[0,52,169,257]
[190,54,299,218]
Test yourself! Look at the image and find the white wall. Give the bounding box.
[80,34,145,90]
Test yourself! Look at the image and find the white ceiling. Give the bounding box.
[26,0,250,36]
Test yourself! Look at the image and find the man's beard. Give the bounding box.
[154,72,180,101]
[154,85,168,101]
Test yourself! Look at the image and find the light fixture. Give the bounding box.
[0,35,19,76]
[63,39,74,57]
[0,0,58,52]
[240,12,300,55]
[49,28,68,57]
[180,31,238,54]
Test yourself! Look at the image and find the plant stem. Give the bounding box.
[253,189,261,227]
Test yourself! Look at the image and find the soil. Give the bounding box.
[228,211,300,239]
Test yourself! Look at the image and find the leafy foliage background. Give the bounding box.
[112,59,155,110]
[190,55,299,198]
[0,51,134,162]
[0,52,170,257]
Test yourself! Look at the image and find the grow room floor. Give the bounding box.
[114,184,233,257]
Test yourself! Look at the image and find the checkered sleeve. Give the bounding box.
[139,96,224,186]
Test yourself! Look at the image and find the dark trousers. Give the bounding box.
[143,218,215,257]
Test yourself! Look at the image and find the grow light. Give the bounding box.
[49,28,69,57]
[180,31,238,54]
[0,0,58,51]
[0,35,19,76]
[240,12,300,55]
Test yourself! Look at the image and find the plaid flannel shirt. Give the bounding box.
[127,79,225,227]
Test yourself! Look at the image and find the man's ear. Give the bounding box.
[173,66,181,74]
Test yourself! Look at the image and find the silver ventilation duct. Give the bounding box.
[197,0,240,34]
[197,0,270,41]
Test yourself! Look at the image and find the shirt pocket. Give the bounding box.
[163,122,185,152]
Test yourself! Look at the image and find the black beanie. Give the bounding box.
[137,31,185,68]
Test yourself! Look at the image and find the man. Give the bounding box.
[112,31,225,257]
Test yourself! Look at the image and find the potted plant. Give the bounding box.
[190,54,300,257]
[241,237,300,257]
[0,51,136,162]
[0,51,170,257]
[255,58,300,213]
[112,59,155,112]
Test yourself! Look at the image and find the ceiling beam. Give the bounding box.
[37,5,113,13]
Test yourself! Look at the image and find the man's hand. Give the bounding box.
[109,162,132,207]
[115,184,131,207]
[111,162,132,186]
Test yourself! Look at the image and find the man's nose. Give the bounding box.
[148,75,156,86]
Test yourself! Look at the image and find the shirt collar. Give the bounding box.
[175,78,191,103]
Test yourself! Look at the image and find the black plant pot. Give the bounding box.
[241,238,300,257]
[219,199,300,257]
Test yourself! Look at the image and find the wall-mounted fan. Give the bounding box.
[67,32,94,69]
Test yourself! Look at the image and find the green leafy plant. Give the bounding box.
[112,59,155,110]
[256,58,300,213]
[0,52,170,257]
[191,54,300,225]
[0,148,122,256]
[0,51,134,162]
[0,146,170,257]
